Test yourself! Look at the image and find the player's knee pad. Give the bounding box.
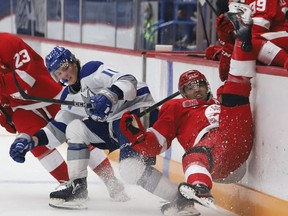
[66,119,88,144]
[221,93,249,107]
[119,157,146,184]
[183,146,214,172]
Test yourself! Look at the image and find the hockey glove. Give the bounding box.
[120,111,146,145]
[205,45,222,61]
[9,133,35,163]
[216,13,235,46]
[89,88,119,121]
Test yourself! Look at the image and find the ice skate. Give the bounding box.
[226,2,253,51]
[49,177,88,210]
[178,183,215,209]
[161,191,200,216]
[105,176,130,202]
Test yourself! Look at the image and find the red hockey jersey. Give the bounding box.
[245,0,288,33]
[0,33,62,110]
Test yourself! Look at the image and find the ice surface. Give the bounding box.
[0,134,237,216]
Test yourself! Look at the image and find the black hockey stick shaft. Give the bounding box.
[12,69,92,108]
[0,105,16,131]
[137,91,180,118]
[205,0,218,16]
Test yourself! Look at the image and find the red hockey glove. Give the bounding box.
[0,106,16,134]
[120,111,146,145]
[216,13,235,46]
[218,46,233,82]
[205,45,222,60]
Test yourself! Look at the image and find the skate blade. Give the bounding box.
[162,207,201,216]
[179,184,216,209]
[49,199,88,210]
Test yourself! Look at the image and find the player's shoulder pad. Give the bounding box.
[80,61,103,80]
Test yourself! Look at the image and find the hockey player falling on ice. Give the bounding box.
[120,9,255,216]
[121,69,254,215]
[9,46,182,211]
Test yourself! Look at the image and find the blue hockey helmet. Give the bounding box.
[45,46,77,82]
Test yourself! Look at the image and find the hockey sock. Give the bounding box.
[92,158,115,183]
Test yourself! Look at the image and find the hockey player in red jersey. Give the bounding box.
[206,0,288,81]
[120,32,255,214]
[1,33,122,194]
[246,0,288,71]
[0,32,68,181]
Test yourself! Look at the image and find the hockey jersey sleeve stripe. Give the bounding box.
[147,127,168,152]
[15,69,36,87]
[252,17,270,30]
[136,86,150,96]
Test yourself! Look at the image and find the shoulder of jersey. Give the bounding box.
[79,61,103,79]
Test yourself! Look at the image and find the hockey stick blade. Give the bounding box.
[12,69,92,108]
[137,91,180,118]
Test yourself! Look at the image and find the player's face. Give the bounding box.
[53,62,78,85]
[183,81,208,101]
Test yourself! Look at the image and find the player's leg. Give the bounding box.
[87,144,130,201]
[114,109,182,211]
[13,108,69,182]
[49,119,91,209]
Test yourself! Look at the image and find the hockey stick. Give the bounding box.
[11,68,179,117]
[12,69,92,108]
[0,105,16,131]
[137,91,180,118]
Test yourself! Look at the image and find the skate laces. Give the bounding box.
[55,178,80,193]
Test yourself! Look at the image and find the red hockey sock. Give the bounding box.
[187,173,212,189]
[223,74,251,97]
[272,50,288,67]
[50,162,69,182]
[92,158,115,183]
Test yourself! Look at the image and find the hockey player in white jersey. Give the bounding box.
[9,47,182,213]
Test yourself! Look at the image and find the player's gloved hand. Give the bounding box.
[9,133,35,163]
[0,106,17,134]
[89,88,119,121]
[216,13,235,46]
[205,45,222,60]
[120,111,146,144]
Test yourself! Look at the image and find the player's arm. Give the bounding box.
[88,67,138,121]
[120,102,177,157]
[9,110,76,163]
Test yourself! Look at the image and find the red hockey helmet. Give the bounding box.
[178,70,210,97]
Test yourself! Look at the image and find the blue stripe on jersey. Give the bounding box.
[51,120,67,133]
[102,68,119,77]
[60,87,69,101]
[137,86,150,96]
[80,61,103,79]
